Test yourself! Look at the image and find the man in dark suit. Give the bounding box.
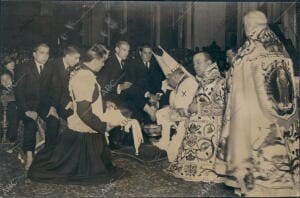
[49,46,80,121]
[97,41,130,108]
[98,41,159,121]
[125,44,166,123]
[15,43,56,170]
[97,41,131,148]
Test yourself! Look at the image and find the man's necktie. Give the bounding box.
[145,62,150,70]
[121,60,125,69]
[39,65,43,74]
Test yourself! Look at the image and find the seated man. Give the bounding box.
[124,44,166,123]
[98,41,157,122]
[97,41,147,148]
[97,41,134,148]
[101,102,144,155]
[152,47,198,161]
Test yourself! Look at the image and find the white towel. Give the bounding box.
[101,108,144,154]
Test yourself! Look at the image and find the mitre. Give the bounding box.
[152,46,193,78]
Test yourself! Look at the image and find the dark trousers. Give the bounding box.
[7,102,19,142]
[120,85,152,124]
[44,116,60,148]
[121,85,147,110]
[22,115,59,152]
[108,126,134,147]
[22,116,37,152]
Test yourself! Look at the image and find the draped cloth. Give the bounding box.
[101,108,144,155]
[223,26,299,196]
[166,63,227,182]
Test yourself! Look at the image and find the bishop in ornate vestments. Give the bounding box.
[222,11,299,196]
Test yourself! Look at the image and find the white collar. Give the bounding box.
[34,61,43,67]
[34,61,44,74]
[115,53,123,65]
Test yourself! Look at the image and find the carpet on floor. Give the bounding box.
[112,144,167,165]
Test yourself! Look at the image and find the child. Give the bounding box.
[0,71,19,142]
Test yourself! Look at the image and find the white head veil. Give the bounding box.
[243,10,267,37]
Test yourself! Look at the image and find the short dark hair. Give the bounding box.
[116,40,129,48]
[82,43,109,62]
[33,43,49,52]
[63,45,80,57]
[2,56,14,66]
[139,43,152,52]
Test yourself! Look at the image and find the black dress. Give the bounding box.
[28,65,126,185]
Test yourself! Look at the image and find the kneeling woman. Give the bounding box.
[28,44,126,185]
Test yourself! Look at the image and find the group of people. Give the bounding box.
[0,10,299,197]
[155,11,299,196]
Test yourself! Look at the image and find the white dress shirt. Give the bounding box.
[115,54,124,70]
[35,61,44,74]
[116,54,125,94]
[144,61,150,70]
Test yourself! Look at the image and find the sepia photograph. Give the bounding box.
[0,0,299,197]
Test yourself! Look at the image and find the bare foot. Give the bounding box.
[25,151,33,170]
